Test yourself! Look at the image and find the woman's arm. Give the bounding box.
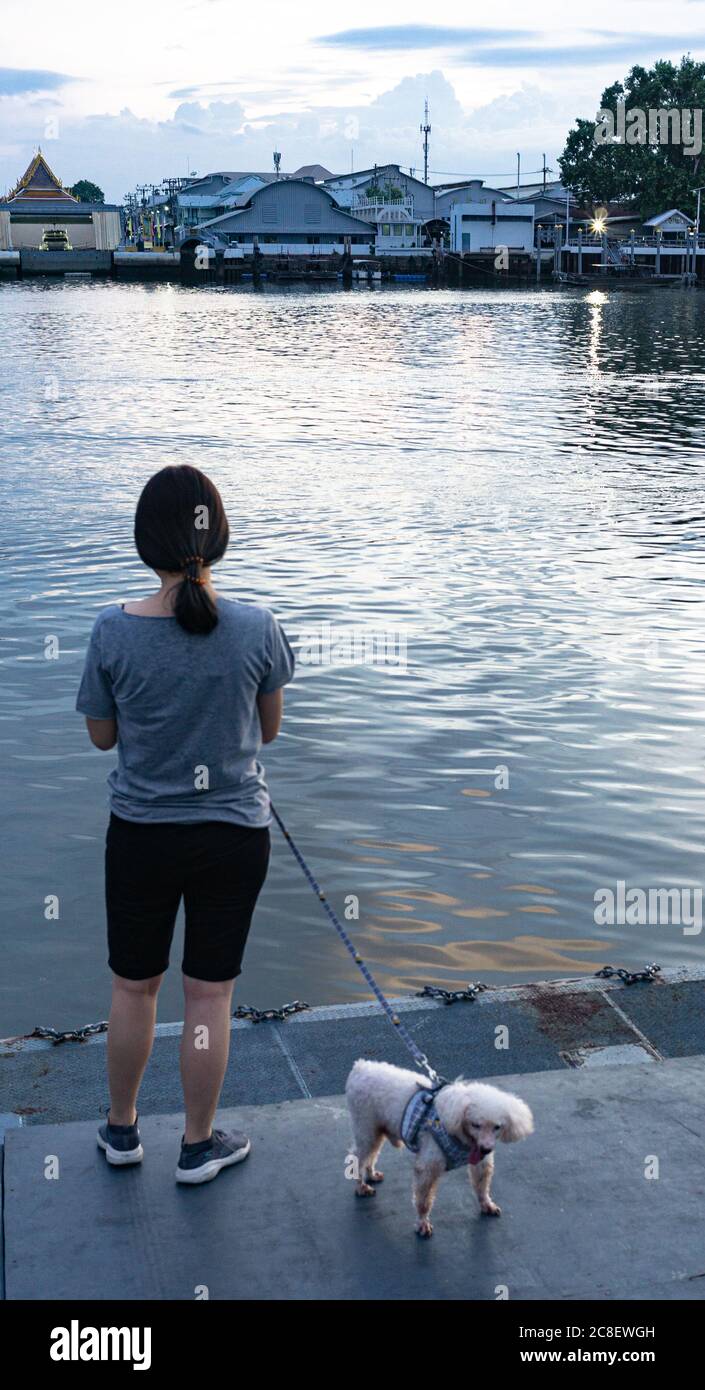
[257,689,284,744]
[85,716,118,751]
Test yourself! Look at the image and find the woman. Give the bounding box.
[76,465,294,1184]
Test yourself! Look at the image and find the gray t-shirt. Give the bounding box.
[76,599,294,827]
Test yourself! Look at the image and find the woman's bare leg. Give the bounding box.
[180,975,235,1143]
[107,973,163,1124]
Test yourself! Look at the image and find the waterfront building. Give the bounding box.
[291,164,333,182]
[450,199,536,254]
[0,151,120,250]
[198,178,374,255]
[0,208,11,251]
[433,179,509,218]
[128,166,334,247]
[174,171,275,238]
[433,178,577,252]
[560,204,702,278]
[324,164,435,250]
[638,208,695,240]
[496,177,569,202]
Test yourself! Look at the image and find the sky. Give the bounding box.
[2,1,705,200]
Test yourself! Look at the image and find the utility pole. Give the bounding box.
[691,184,705,282]
[161,176,183,247]
[542,154,547,194]
[273,151,281,179]
[516,153,520,193]
[420,99,431,185]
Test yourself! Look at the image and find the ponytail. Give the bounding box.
[133,466,229,635]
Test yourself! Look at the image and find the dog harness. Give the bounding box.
[400,1085,482,1170]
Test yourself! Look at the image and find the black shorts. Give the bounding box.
[105,813,270,982]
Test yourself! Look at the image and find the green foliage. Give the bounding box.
[559,57,705,217]
[363,181,404,202]
[69,179,105,204]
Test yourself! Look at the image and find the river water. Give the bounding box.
[2,278,705,1033]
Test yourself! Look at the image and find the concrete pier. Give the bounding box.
[3,968,705,1300]
[113,250,180,278]
[19,249,112,276]
[4,1055,705,1301]
[0,250,20,277]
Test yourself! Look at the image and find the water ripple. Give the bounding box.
[2,279,705,1031]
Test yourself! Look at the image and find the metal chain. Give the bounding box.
[8,964,662,1048]
[8,1005,313,1045]
[270,802,444,1084]
[21,1022,109,1046]
[233,1001,310,1024]
[2,967,664,1050]
[416,983,486,1006]
[595,963,661,986]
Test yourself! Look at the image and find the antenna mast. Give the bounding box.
[420,99,431,184]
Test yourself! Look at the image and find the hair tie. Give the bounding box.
[182,554,206,585]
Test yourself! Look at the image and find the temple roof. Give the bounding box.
[3,151,78,204]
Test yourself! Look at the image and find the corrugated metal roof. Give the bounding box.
[201,179,374,235]
[5,200,117,214]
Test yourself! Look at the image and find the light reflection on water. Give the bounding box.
[2,278,705,1032]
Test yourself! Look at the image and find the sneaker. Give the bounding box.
[175,1127,251,1185]
[97,1114,144,1166]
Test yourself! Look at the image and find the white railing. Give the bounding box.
[564,233,705,250]
[352,195,414,212]
[223,242,373,257]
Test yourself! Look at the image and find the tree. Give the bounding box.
[559,57,705,217]
[69,179,105,204]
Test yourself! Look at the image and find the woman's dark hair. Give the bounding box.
[134,465,229,635]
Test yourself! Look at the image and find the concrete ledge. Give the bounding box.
[5,1056,705,1301]
[113,251,180,266]
[19,249,112,275]
[4,965,698,1054]
[3,969,705,1129]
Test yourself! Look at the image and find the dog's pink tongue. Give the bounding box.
[467,1143,484,1166]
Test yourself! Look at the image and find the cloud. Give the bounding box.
[172,98,247,131]
[318,26,705,69]
[0,67,73,96]
[460,36,704,67]
[169,81,248,99]
[368,69,464,121]
[318,26,534,50]
[0,71,592,201]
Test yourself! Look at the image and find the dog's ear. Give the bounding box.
[500,1095,534,1143]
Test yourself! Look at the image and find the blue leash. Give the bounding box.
[270,802,443,1085]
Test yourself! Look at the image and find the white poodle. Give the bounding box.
[345,1058,534,1238]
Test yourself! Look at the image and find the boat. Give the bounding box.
[555,269,682,290]
[39,227,72,252]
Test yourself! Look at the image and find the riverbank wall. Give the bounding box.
[2,964,703,1127]
[0,246,546,286]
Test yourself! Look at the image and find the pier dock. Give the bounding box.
[0,246,547,286]
[2,966,705,1300]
